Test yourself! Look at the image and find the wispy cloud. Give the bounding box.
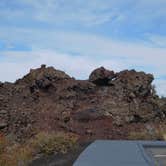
[0,48,166,96]
[1,0,166,30]
[0,0,116,26]
[146,34,166,48]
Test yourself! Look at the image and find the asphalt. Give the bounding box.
[74,140,166,166]
[145,146,166,166]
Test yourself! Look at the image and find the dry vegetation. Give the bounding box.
[128,124,166,140]
[0,132,78,166]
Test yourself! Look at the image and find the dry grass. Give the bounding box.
[30,132,78,155]
[128,124,166,140]
[0,144,32,166]
[128,131,162,140]
[0,132,78,166]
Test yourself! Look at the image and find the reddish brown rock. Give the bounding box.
[89,67,115,86]
[73,109,104,122]
[0,65,164,142]
[109,69,154,97]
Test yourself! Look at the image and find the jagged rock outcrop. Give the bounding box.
[89,67,115,85]
[109,69,154,97]
[0,65,165,142]
[16,64,71,89]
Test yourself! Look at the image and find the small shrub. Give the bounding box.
[128,131,155,140]
[128,125,166,140]
[0,141,33,166]
[0,134,7,154]
[30,132,78,155]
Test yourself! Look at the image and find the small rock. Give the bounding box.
[145,124,155,135]
[85,129,93,135]
[73,109,103,122]
[125,116,135,123]
[0,123,7,129]
[125,115,142,123]
[36,78,51,89]
[0,82,3,87]
[113,116,123,126]
[62,111,71,123]
[0,95,4,101]
[41,64,46,68]
[0,110,7,114]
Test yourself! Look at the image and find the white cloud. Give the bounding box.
[0,50,97,82]
[146,34,166,47]
[2,28,166,74]
[0,49,130,81]
[0,49,166,96]
[153,79,166,97]
[0,0,117,26]
[0,27,166,77]
[1,0,165,28]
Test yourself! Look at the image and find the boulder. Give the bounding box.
[113,116,123,126]
[0,122,7,129]
[125,114,142,123]
[0,82,3,87]
[109,70,154,97]
[35,78,51,89]
[73,109,104,122]
[16,65,71,86]
[0,110,7,114]
[89,67,115,86]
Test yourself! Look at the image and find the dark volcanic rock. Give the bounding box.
[0,82,3,87]
[109,69,154,97]
[16,64,71,86]
[73,109,104,122]
[0,122,7,129]
[0,65,164,142]
[89,67,115,86]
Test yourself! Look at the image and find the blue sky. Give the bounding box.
[0,0,166,96]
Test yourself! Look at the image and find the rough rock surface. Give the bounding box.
[0,65,165,142]
[89,67,115,85]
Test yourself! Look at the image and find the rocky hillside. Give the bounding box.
[0,64,166,143]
